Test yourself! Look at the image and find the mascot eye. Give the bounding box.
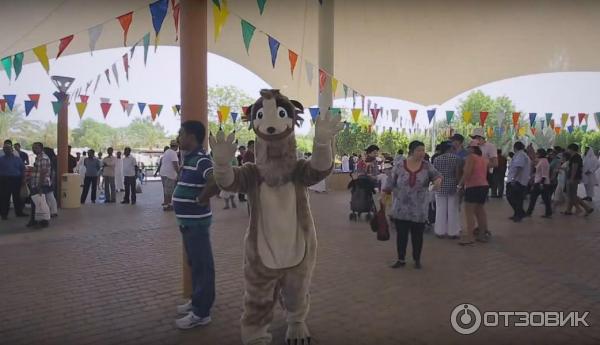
[256,109,264,119]
[277,107,288,118]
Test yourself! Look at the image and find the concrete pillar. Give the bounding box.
[55,92,69,208]
[179,0,208,297]
[318,0,334,114]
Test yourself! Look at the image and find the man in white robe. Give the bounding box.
[582,147,599,201]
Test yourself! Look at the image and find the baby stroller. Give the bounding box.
[347,173,377,221]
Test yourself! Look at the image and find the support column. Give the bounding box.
[56,92,69,208]
[179,0,208,297]
[318,0,334,114]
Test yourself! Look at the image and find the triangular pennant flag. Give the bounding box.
[33,45,50,73]
[578,112,586,125]
[104,69,111,84]
[309,107,320,122]
[88,24,103,55]
[390,109,399,122]
[149,0,169,49]
[409,109,418,125]
[330,108,341,116]
[138,102,147,114]
[446,110,454,124]
[241,20,256,54]
[569,116,575,126]
[257,0,267,14]
[80,95,89,104]
[3,95,16,111]
[101,102,112,119]
[370,108,381,122]
[331,78,338,95]
[554,126,561,135]
[57,35,74,59]
[545,113,552,126]
[288,50,298,77]
[267,36,280,68]
[351,108,361,122]
[143,33,150,66]
[231,112,238,123]
[343,84,348,99]
[479,111,489,126]
[529,113,537,127]
[218,105,231,123]
[540,120,545,130]
[52,101,62,116]
[0,99,5,112]
[126,103,134,116]
[582,124,588,132]
[531,127,537,136]
[561,113,568,127]
[13,52,24,80]
[595,112,600,128]
[24,100,35,116]
[1,56,12,81]
[76,102,87,119]
[28,94,40,108]
[117,12,134,46]
[148,104,163,121]
[212,0,221,9]
[212,0,229,42]
[172,105,178,116]
[463,111,472,124]
[217,110,223,123]
[487,126,494,138]
[567,125,574,134]
[173,2,181,41]
[305,61,314,85]
[318,69,327,93]
[427,109,436,124]
[130,39,139,59]
[111,63,120,87]
[175,104,181,113]
[122,54,130,80]
[512,112,520,127]
[518,126,526,137]
[120,100,129,111]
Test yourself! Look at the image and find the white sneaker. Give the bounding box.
[176,300,193,315]
[175,312,211,329]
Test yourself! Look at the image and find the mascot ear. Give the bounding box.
[290,100,304,114]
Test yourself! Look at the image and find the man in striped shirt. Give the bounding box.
[173,120,220,330]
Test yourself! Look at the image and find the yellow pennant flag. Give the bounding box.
[487,127,494,138]
[351,108,362,123]
[518,126,526,137]
[463,111,472,124]
[218,105,231,123]
[213,0,229,42]
[76,102,87,119]
[331,78,338,95]
[33,44,50,73]
[561,113,569,127]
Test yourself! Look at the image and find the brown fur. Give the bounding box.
[255,134,298,187]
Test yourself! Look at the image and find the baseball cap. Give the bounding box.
[470,128,485,139]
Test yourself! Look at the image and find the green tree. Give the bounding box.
[125,118,169,149]
[377,130,409,154]
[582,131,600,152]
[336,118,378,156]
[71,119,117,150]
[208,85,255,123]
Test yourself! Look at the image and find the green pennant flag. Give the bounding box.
[13,52,24,79]
[446,110,454,124]
[257,0,267,14]
[582,124,588,133]
[212,0,220,9]
[241,20,256,54]
[143,32,150,66]
[52,101,62,116]
[1,56,11,81]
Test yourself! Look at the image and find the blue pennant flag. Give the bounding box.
[24,100,35,116]
[3,94,16,111]
[149,0,169,39]
[540,120,545,130]
[138,102,146,114]
[231,112,238,123]
[529,113,537,128]
[309,107,319,122]
[567,125,574,134]
[426,108,436,124]
[267,36,280,68]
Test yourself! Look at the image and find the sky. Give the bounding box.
[1,46,600,136]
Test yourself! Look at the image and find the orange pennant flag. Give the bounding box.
[531,127,537,135]
[409,109,418,125]
[554,126,561,135]
[512,112,520,127]
[117,12,134,46]
[148,104,163,121]
[288,50,298,77]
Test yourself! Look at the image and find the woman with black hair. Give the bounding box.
[526,149,553,218]
[383,140,441,269]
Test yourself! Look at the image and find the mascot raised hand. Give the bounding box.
[210,89,343,345]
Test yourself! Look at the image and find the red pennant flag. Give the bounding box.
[80,95,89,104]
[148,104,163,121]
[117,12,134,46]
[120,100,129,111]
[512,112,520,127]
[318,69,327,93]
[531,127,537,135]
[370,108,380,122]
[0,99,5,112]
[288,50,298,77]
[173,3,181,41]
[57,35,74,59]
[122,54,129,80]
[479,111,489,126]
[100,102,112,118]
[241,106,250,121]
[578,112,586,125]
[409,109,418,125]
[28,94,40,108]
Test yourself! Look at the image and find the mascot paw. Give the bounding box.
[285,322,311,345]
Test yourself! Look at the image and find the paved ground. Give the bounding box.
[1,182,599,345]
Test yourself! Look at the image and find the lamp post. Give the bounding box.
[51,76,75,208]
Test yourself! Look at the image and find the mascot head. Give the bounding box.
[244,89,304,186]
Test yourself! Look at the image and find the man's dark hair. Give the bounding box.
[238,145,246,150]
[536,148,547,158]
[366,144,379,154]
[567,143,579,152]
[514,141,525,151]
[553,146,563,153]
[397,149,404,155]
[181,121,206,146]
[247,140,255,146]
[163,146,169,152]
[4,139,12,145]
[408,141,424,155]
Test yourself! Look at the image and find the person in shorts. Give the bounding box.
[458,141,489,245]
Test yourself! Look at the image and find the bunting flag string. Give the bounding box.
[120,100,130,111]
[595,112,600,128]
[390,109,399,122]
[545,113,552,126]
[3,95,16,111]
[100,100,112,118]
[117,12,134,46]
[111,63,120,87]
[0,99,5,112]
[569,115,575,127]
[331,78,338,95]
[231,111,238,123]
[212,0,229,42]
[122,54,130,80]
[138,102,147,115]
[125,103,134,116]
[218,105,231,123]
[143,32,150,65]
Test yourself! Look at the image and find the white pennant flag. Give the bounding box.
[111,63,119,87]
[125,103,134,116]
[305,61,314,86]
[390,109,399,122]
[88,24,103,55]
[93,74,101,93]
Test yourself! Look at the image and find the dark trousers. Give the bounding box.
[103,176,116,202]
[394,219,425,262]
[180,219,215,318]
[123,176,136,203]
[507,182,527,219]
[0,176,25,217]
[527,183,553,216]
[490,169,506,197]
[81,176,98,203]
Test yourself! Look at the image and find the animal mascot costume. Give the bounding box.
[210,89,342,345]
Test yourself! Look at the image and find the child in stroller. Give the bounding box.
[347,173,377,221]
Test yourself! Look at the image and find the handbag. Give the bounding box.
[136,180,143,193]
[371,201,390,241]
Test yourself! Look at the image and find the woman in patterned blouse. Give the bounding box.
[383,141,442,269]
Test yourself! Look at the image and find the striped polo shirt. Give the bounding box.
[173,148,213,226]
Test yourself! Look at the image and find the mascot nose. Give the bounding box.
[267,127,276,134]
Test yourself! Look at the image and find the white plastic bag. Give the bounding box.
[31,193,51,221]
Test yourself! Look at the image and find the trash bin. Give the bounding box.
[61,173,81,209]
